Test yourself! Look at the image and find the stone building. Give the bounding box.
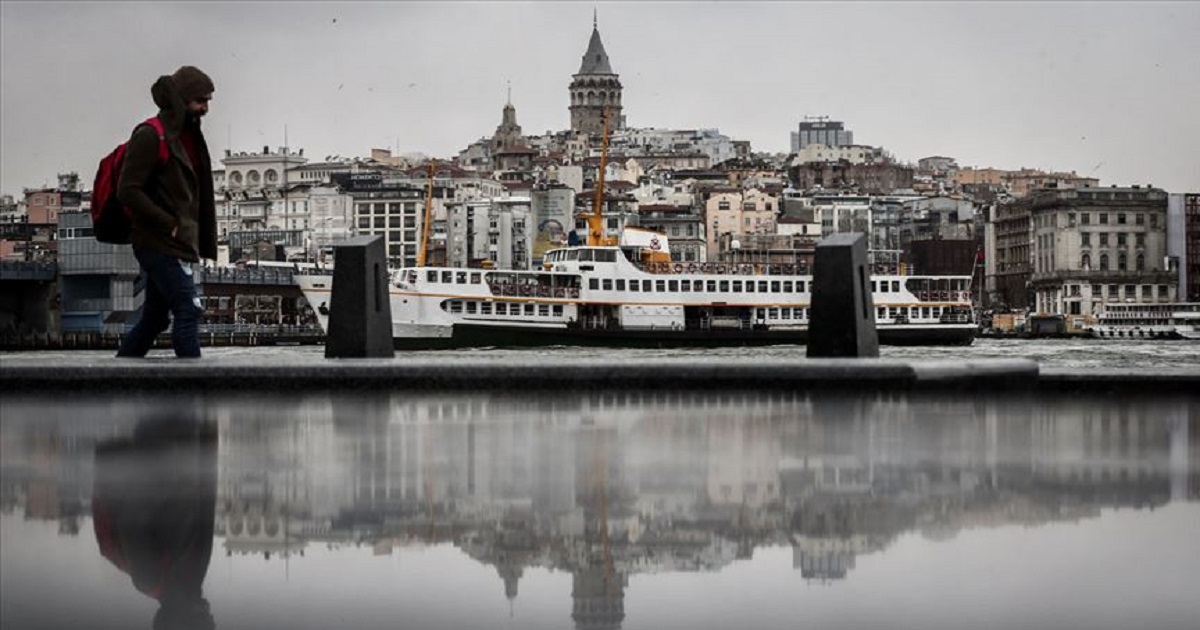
[569,17,623,136]
[1004,186,1175,316]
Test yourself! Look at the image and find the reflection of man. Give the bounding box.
[92,411,218,630]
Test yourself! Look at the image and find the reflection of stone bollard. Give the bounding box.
[325,236,394,358]
[807,232,879,358]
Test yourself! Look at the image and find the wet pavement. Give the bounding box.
[2,390,1198,630]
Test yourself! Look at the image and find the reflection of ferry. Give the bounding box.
[1091,302,1200,340]
[295,244,977,349]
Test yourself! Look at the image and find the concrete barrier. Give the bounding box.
[807,233,879,358]
[324,236,394,358]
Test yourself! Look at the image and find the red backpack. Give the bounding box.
[91,117,169,244]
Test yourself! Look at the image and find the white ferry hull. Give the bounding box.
[296,246,979,350]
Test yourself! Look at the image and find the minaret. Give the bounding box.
[569,13,623,136]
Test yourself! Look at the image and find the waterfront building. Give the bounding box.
[1166,193,1200,301]
[788,160,914,195]
[569,16,624,136]
[789,117,854,153]
[1023,186,1175,316]
[335,171,449,268]
[636,202,706,263]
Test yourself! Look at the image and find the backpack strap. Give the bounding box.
[141,117,169,164]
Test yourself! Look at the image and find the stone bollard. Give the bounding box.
[807,232,879,358]
[325,236,394,358]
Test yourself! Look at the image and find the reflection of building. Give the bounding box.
[2,391,1193,624]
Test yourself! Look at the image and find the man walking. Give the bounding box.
[116,66,216,358]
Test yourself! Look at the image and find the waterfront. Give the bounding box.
[2,390,1197,630]
[2,337,1198,369]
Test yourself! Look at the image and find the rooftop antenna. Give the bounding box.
[594,7,597,29]
[507,80,512,105]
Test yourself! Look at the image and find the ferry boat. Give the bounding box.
[1092,302,1200,340]
[295,245,977,349]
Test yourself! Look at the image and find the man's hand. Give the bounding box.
[172,226,179,238]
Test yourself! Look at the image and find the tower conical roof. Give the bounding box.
[577,26,614,75]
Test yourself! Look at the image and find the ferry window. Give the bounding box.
[496,303,507,315]
[456,271,467,284]
[427,270,437,282]
[770,281,780,293]
[707,281,717,292]
[681,280,691,291]
[719,281,729,292]
[603,279,613,291]
[441,271,452,283]
[695,281,705,293]
[616,279,625,291]
[629,280,639,292]
[781,308,791,320]
[669,280,679,292]
[589,279,599,290]
[480,303,492,315]
[538,304,550,317]
[768,308,779,319]
[553,305,563,316]
[798,281,806,292]
[922,307,930,319]
[656,280,666,292]
[892,281,900,293]
[524,303,535,316]
[759,281,768,292]
[783,281,793,292]
[567,250,580,261]
[449,301,462,314]
[732,281,743,292]
[599,250,617,262]
[580,249,594,262]
[756,308,765,320]
[872,281,879,293]
[745,281,754,293]
[470,273,481,284]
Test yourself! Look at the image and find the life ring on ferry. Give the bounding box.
[687,263,698,273]
[673,263,684,273]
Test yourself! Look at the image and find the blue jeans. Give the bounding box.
[117,247,203,358]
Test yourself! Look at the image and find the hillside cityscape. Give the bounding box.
[1,21,1197,342]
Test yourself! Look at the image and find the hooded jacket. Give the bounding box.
[117,75,217,262]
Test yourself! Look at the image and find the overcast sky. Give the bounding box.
[2,1,1198,196]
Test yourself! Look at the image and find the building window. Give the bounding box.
[1136,254,1145,271]
[1099,233,1109,246]
[1081,213,1090,225]
[1081,253,1091,270]
[1136,233,1145,247]
[1136,213,1145,226]
[1118,253,1127,271]
[1099,213,1108,225]
[1081,233,1090,246]
[718,201,731,211]
[1100,254,1109,270]
[1117,233,1126,246]
[1117,213,1126,225]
